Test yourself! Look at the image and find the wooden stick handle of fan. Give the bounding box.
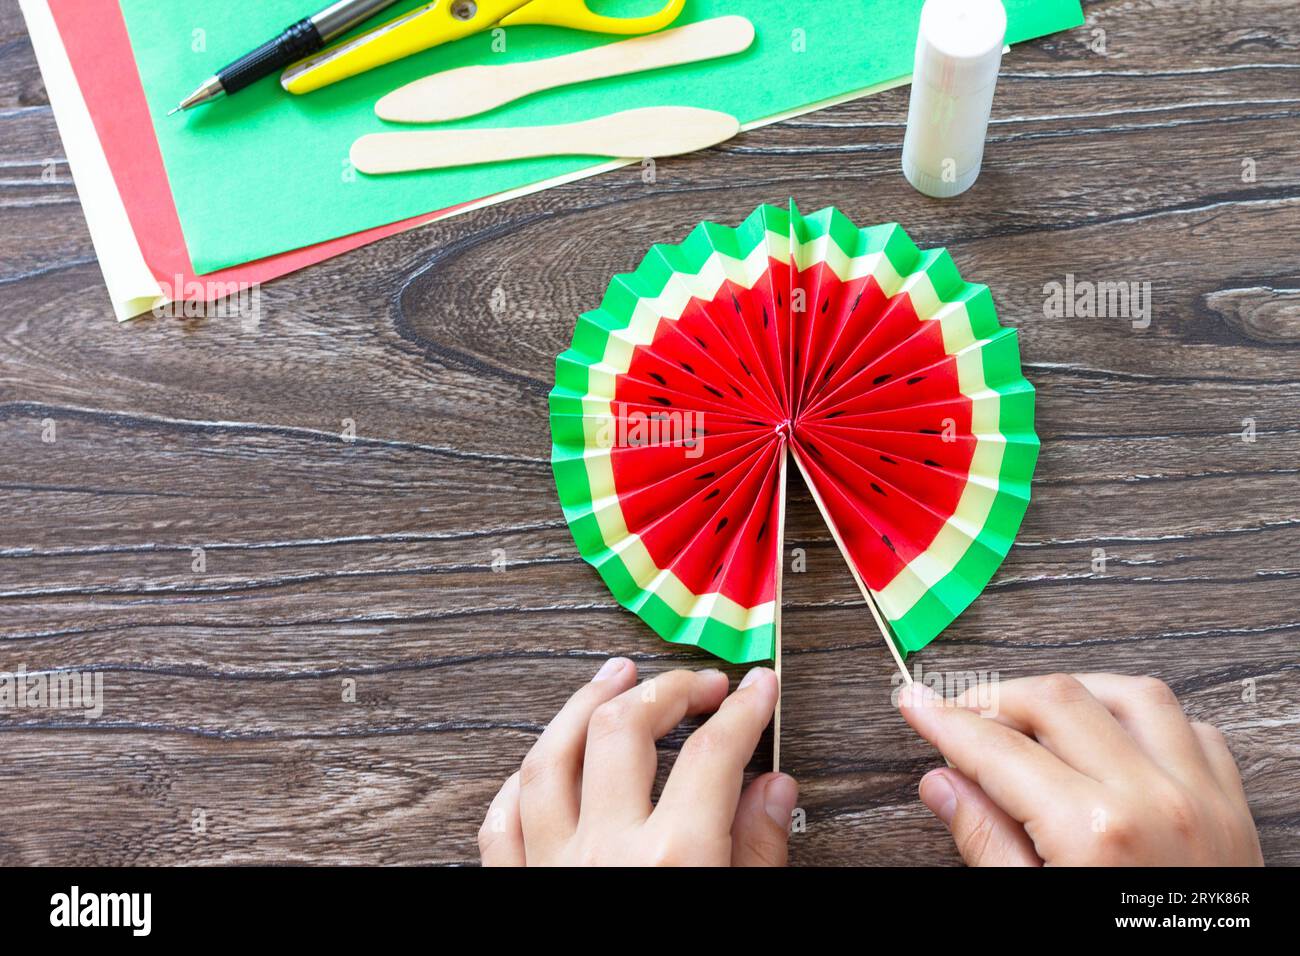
[350,107,739,174]
[772,447,789,774]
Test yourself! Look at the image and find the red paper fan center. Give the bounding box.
[609,256,977,606]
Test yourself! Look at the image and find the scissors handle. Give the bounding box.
[501,0,686,34]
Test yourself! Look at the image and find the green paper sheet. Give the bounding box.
[121,0,1083,274]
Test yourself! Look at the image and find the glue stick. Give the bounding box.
[901,0,1007,198]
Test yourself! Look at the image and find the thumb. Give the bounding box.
[731,772,798,866]
[920,768,1042,867]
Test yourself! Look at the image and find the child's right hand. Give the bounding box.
[899,674,1265,866]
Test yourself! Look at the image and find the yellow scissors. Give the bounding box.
[282,0,687,94]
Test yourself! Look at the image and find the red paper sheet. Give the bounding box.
[47,0,462,311]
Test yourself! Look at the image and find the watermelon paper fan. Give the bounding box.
[549,202,1039,676]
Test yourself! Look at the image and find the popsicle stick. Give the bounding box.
[772,442,788,774]
[351,106,739,174]
[376,15,756,123]
[788,445,913,685]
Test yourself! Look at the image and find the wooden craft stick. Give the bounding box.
[789,445,913,685]
[375,16,756,123]
[350,106,739,174]
[773,443,788,775]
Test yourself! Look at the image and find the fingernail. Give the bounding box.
[919,770,958,825]
[699,668,725,680]
[899,681,937,708]
[739,666,770,690]
[592,657,629,682]
[764,774,799,827]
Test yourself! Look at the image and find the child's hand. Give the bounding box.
[479,658,797,866]
[899,673,1264,866]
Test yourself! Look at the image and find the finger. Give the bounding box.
[478,772,525,867]
[579,668,730,829]
[518,657,637,855]
[655,667,780,835]
[1191,721,1251,809]
[1069,674,1213,785]
[919,768,1042,867]
[731,772,798,867]
[898,682,1097,827]
[953,674,1153,784]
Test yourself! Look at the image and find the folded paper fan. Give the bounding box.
[549,202,1039,672]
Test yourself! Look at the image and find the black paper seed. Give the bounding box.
[880,455,897,464]
[731,384,743,398]
[777,292,783,307]
[807,442,821,457]
[823,362,836,381]
[920,428,940,435]
[762,307,769,329]
[650,372,667,386]
[745,420,765,426]
[821,299,829,314]
[713,564,723,580]
[697,471,716,480]
[757,521,768,542]
[907,375,925,385]
[870,482,885,495]
[650,396,671,406]
[695,336,709,350]
[873,374,890,385]
[704,385,724,398]
[924,459,942,467]
[739,358,752,376]
[827,410,844,418]
[704,488,720,501]
[731,293,741,314]
[715,517,728,534]
[681,361,695,375]
[852,293,862,311]
[882,535,896,553]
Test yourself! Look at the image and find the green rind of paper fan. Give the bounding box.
[594,204,923,327]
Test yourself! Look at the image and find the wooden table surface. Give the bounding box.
[1,0,1297,866]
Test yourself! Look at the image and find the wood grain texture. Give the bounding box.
[0,0,1297,866]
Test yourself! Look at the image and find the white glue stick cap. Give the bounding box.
[902,0,1007,198]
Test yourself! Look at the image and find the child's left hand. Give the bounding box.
[479,658,797,866]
